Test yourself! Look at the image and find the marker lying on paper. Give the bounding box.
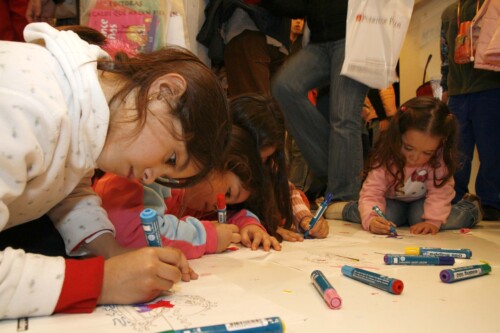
[311,270,342,309]
[384,254,455,265]
[341,265,404,295]
[140,208,162,247]
[372,205,397,236]
[159,316,284,333]
[217,193,227,224]
[304,192,333,238]
[405,247,472,259]
[440,262,491,283]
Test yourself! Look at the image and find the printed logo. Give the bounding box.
[354,12,403,28]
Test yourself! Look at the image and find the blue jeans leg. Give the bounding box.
[442,199,480,230]
[342,198,479,230]
[328,39,368,201]
[448,89,500,209]
[272,42,331,179]
[342,201,361,224]
[272,39,368,202]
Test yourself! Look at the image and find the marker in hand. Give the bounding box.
[140,208,162,247]
[304,192,333,238]
[372,205,397,236]
[217,193,227,224]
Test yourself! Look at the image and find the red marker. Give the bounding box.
[217,193,227,223]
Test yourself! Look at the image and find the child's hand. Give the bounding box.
[277,226,304,242]
[301,216,329,238]
[410,222,439,235]
[240,225,281,251]
[213,222,241,253]
[99,247,197,305]
[368,217,397,235]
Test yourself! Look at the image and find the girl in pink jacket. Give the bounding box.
[326,97,482,235]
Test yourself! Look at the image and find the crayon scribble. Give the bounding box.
[135,300,174,313]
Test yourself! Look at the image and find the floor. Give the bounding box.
[1,219,498,333]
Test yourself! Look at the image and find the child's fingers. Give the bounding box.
[251,233,263,250]
[370,217,392,234]
[261,237,271,251]
[239,231,252,248]
[231,232,241,244]
[270,237,282,251]
[299,216,313,232]
[277,227,304,242]
[310,218,329,238]
[410,222,438,235]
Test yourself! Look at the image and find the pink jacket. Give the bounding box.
[93,174,265,259]
[472,0,500,71]
[359,163,455,231]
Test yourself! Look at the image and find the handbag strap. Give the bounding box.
[457,0,481,27]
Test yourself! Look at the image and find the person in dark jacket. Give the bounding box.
[197,0,290,97]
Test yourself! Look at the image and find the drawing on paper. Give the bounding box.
[101,294,217,332]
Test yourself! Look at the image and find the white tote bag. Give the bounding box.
[341,0,414,89]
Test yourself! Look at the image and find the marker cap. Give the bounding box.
[341,265,355,276]
[140,208,157,222]
[217,193,226,210]
[439,269,453,283]
[440,264,492,283]
[390,279,404,295]
[404,247,420,255]
[324,289,342,309]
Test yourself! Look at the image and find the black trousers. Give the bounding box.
[0,215,69,257]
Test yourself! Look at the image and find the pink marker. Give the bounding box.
[311,270,342,309]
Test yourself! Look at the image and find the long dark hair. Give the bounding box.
[224,126,281,238]
[366,96,458,190]
[229,94,294,231]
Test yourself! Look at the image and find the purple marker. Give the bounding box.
[311,270,342,309]
[440,263,491,283]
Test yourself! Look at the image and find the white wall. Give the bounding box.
[183,0,210,65]
[400,0,455,102]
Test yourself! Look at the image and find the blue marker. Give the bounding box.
[140,208,162,247]
[440,262,491,283]
[384,254,455,265]
[405,247,472,259]
[372,205,397,236]
[159,317,284,333]
[304,192,333,238]
[341,265,404,295]
[311,270,342,309]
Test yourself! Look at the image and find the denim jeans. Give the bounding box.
[343,198,480,230]
[448,88,500,210]
[272,39,368,201]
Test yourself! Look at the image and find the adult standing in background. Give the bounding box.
[268,0,369,204]
[441,0,500,220]
[197,0,290,97]
[286,17,311,193]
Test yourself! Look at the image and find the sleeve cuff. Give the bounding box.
[201,221,218,254]
[54,256,104,314]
